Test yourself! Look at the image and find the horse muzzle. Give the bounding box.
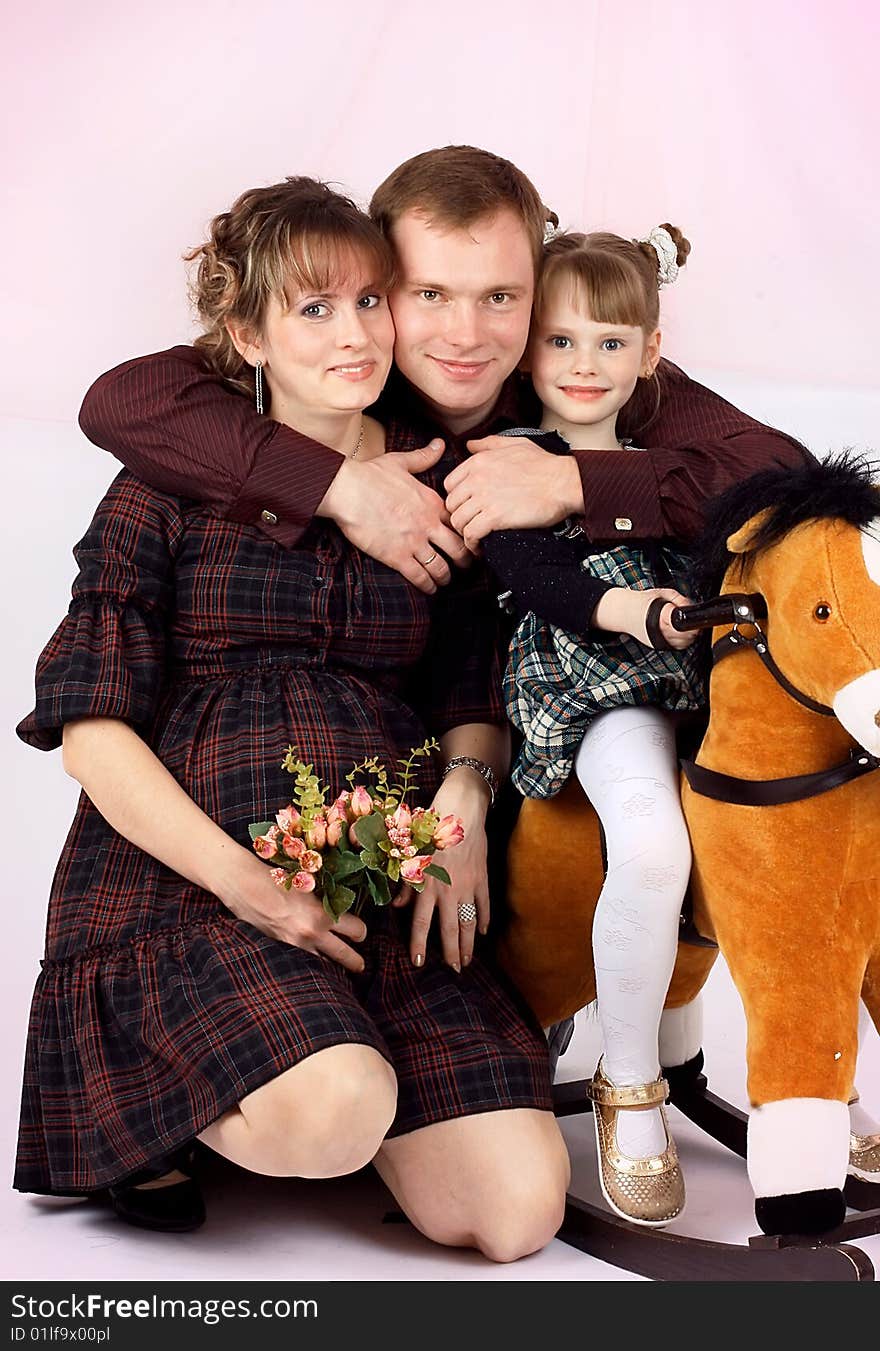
[833,668,880,756]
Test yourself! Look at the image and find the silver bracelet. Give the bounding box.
[441,756,498,806]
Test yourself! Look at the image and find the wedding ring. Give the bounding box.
[457,901,477,925]
[420,551,438,566]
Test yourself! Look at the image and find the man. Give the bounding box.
[78,145,809,1236]
[79,145,807,600]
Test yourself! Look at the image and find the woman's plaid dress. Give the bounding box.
[15,451,551,1196]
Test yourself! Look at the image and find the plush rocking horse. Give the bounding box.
[498,454,880,1281]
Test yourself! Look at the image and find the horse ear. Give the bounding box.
[726,508,774,555]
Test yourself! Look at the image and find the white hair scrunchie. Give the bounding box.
[639,226,679,288]
[543,219,559,245]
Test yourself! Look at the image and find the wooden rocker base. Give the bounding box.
[553,1074,880,1281]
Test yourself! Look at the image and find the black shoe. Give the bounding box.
[108,1146,205,1233]
[546,1016,576,1081]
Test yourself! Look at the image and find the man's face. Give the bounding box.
[387,208,535,433]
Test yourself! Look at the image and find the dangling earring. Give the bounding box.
[255,360,264,414]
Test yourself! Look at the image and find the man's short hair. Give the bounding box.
[370,145,556,271]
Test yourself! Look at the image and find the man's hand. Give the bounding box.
[319,440,470,592]
[444,435,585,551]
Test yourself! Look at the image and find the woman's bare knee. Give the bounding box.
[471,1182,567,1263]
[203,1044,397,1177]
[378,1110,569,1262]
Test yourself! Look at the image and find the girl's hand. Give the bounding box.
[221,852,367,973]
[393,778,490,971]
[651,589,698,650]
[593,586,697,650]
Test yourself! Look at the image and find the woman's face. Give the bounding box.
[255,262,395,421]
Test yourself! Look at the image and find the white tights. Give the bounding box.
[575,705,692,1158]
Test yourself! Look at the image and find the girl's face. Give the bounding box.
[528,283,659,443]
[244,262,395,424]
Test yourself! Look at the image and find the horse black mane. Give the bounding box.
[690,450,880,597]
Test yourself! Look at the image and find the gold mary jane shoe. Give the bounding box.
[588,1058,685,1227]
[849,1130,880,1180]
[847,1091,880,1181]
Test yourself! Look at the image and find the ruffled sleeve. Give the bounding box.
[16,473,183,751]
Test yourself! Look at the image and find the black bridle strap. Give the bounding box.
[676,590,880,805]
[711,630,836,716]
[673,590,833,716]
[682,748,880,807]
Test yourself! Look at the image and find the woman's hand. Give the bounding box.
[393,776,490,971]
[220,852,367,974]
[61,717,369,970]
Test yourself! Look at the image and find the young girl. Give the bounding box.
[484,225,706,1228]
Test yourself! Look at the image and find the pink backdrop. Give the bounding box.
[2,0,877,422]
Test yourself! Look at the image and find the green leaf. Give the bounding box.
[365,870,392,908]
[248,821,275,841]
[353,812,387,850]
[323,884,356,920]
[424,863,451,885]
[331,852,366,881]
[387,856,400,883]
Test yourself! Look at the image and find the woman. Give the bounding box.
[15,178,569,1260]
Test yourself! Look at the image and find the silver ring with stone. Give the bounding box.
[457,901,477,925]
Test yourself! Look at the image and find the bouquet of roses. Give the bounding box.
[249,738,465,920]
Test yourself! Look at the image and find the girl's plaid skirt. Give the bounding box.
[504,545,708,799]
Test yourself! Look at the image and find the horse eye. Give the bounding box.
[814,603,832,621]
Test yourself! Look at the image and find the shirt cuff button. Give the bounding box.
[614,517,633,532]
[261,509,279,525]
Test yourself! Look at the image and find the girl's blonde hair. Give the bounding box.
[186,177,396,397]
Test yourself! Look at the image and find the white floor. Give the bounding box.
[4,958,879,1284]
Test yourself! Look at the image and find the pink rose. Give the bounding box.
[386,803,412,833]
[332,791,352,817]
[432,814,465,851]
[400,854,434,885]
[290,870,316,892]
[300,849,322,874]
[270,867,289,887]
[276,806,301,834]
[305,814,327,849]
[325,816,344,846]
[253,835,278,860]
[350,786,373,818]
[282,833,306,860]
